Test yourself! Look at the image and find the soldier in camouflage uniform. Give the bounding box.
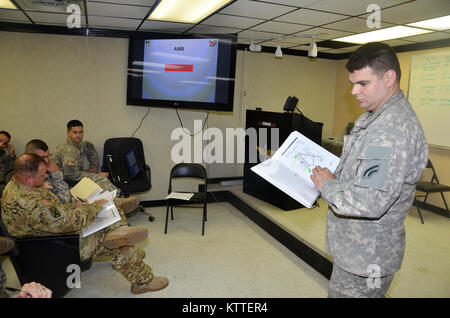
[0,131,15,198]
[53,119,116,192]
[1,154,168,294]
[52,121,139,214]
[311,43,428,298]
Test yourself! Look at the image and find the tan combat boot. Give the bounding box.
[131,276,169,294]
[103,226,148,249]
[114,197,140,215]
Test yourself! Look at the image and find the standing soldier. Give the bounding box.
[310,42,428,298]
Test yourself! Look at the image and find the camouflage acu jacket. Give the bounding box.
[53,139,99,182]
[321,91,428,277]
[45,170,72,204]
[1,177,102,237]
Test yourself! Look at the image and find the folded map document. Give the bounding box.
[251,131,340,208]
[70,177,121,237]
[81,201,121,238]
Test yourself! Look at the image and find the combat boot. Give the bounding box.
[0,236,14,254]
[103,226,148,249]
[131,276,169,294]
[114,197,140,215]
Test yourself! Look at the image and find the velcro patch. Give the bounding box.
[356,146,392,191]
[44,182,53,189]
[45,205,65,221]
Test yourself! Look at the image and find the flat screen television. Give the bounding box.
[127,33,237,112]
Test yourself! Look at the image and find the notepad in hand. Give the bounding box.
[69,177,103,202]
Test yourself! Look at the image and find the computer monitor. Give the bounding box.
[125,147,143,179]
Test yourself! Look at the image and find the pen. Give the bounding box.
[77,196,87,202]
[4,286,32,297]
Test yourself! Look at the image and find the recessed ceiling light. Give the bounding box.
[148,0,233,24]
[333,26,433,44]
[407,15,450,31]
[0,0,16,9]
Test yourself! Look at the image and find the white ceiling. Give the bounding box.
[0,0,449,56]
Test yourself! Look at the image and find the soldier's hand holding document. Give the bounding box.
[251,131,340,208]
[70,177,121,237]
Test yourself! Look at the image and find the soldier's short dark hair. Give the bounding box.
[67,119,83,131]
[25,139,49,153]
[346,42,401,82]
[14,154,46,176]
[0,130,11,140]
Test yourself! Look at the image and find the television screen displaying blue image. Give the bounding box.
[127,33,237,112]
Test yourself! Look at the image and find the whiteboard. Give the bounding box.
[408,51,450,148]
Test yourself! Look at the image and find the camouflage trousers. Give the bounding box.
[328,265,394,298]
[79,208,153,284]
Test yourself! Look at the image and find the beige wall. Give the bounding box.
[333,46,450,209]
[0,31,337,201]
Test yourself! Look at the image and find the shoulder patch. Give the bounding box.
[45,205,66,221]
[356,146,393,191]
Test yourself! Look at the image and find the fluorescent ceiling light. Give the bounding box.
[407,15,450,31]
[333,26,432,44]
[0,0,16,9]
[148,0,233,24]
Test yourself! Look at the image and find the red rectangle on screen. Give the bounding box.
[165,64,193,72]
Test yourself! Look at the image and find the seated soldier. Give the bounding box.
[1,154,168,294]
[26,139,138,214]
[0,131,15,197]
[52,120,138,214]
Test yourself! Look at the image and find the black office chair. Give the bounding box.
[415,159,450,224]
[165,163,208,235]
[102,137,154,221]
[0,207,88,298]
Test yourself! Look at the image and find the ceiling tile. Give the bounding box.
[255,0,322,7]
[87,2,150,19]
[305,0,411,16]
[26,12,84,26]
[88,16,141,30]
[218,0,295,19]
[201,13,263,29]
[89,0,155,6]
[15,0,85,13]
[0,8,30,23]
[360,0,450,24]
[186,24,240,34]
[238,29,284,41]
[323,16,395,34]
[249,20,311,34]
[293,27,352,41]
[275,8,348,25]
